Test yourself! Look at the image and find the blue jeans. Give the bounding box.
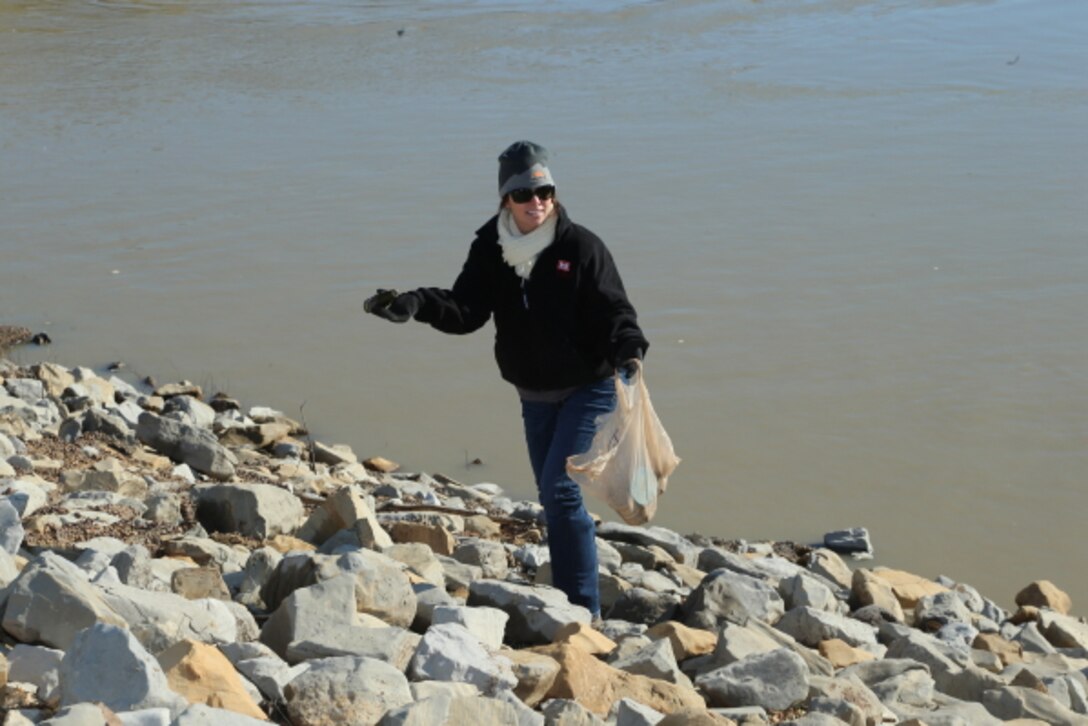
[521,377,615,616]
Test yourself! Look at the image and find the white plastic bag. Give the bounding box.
[566,362,680,525]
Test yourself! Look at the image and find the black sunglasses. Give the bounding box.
[508,185,555,204]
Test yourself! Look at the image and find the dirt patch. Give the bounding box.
[0,325,32,353]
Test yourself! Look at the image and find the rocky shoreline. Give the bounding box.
[2,355,1087,726]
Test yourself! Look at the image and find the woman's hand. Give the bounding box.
[364,290,421,323]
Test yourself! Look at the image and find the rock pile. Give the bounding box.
[2,357,1087,725]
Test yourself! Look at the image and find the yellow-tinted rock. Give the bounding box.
[1015,580,1073,615]
[387,521,456,556]
[1010,668,1049,693]
[973,632,1024,667]
[502,648,561,708]
[171,567,231,601]
[530,643,705,717]
[264,535,316,554]
[1010,606,1041,625]
[663,562,707,590]
[646,621,717,660]
[465,515,502,540]
[552,622,617,656]
[363,456,399,473]
[658,710,737,725]
[851,568,906,622]
[869,567,947,610]
[157,640,267,720]
[818,638,876,669]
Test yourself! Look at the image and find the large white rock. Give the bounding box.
[467,580,591,645]
[259,572,417,669]
[2,551,127,649]
[431,605,509,650]
[235,656,309,702]
[2,478,49,517]
[7,644,64,703]
[682,568,785,630]
[284,656,412,726]
[695,647,810,711]
[0,547,21,589]
[97,580,239,653]
[58,624,188,716]
[409,623,517,696]
[135,412,236,481]
[326,549,418,628]
[378,694,521,726]
[194,482,304,539]
[170,703,271,725]
[0,498,24,555]
[775,606,879,649]
[114,708,172,726]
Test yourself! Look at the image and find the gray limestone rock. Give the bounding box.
[695,647,810,711]
[596,522,698,566]
[1040,610,1088,650]
[453,539,509,580]
[378,694,522,726]
[607,586,681,626]
[235,655,309,702]
[775,606,879,649]
[384,542,446,588]
[7,644,65,704]
[609,636,691,688]
[779,573,843,614]
[58,623,187,716]
[411,582,459,631]
[409,623,518,696]
[884,629,1007,702]
[806,672,885,726]
[332,548,419,628]
[982,685,1088,725]
[915,590,973,632]
[162,394,216,429]
[468,579,591,646]
[540,698,607,725]
[193,482,304,539]
[611,697,665,726]
[97,580,240,653]
[682,568,785,630]
[0,497,24,555]
[2,551,127,649]
[236,546,284,610]
[260,572,356,657]
[170,704,271,725]
[841,657,936,709]
[822,527,873,556]
[709,621,782,670]
[284,655,413,726]
[135,412,236,481]
[431,605,509,650]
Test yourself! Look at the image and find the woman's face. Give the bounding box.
[505,186,556,234]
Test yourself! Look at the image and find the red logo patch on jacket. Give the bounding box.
[556,259,572,277]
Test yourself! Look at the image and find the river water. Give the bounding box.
[3,0,1086,613]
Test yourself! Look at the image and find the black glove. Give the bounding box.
[617,344,643,382]
[619,357,641,382]
[364,290,421,323]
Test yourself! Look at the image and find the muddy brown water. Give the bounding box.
[2,0,1086,612]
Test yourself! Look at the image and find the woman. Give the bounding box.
[365,140,648,618]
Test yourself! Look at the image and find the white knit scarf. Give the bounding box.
[497,208,558,280]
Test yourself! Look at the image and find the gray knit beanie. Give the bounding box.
[498,140,555,197]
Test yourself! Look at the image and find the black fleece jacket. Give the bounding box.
[412,205,648,392]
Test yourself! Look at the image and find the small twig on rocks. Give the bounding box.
[297,400,318,473]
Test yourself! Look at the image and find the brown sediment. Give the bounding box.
[0,325,33,352]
